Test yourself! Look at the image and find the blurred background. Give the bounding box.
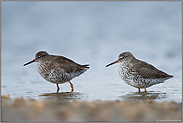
[1,1,182,102]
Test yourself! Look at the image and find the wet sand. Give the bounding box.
[1,94,181,122]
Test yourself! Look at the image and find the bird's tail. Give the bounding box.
[83,64,89,69]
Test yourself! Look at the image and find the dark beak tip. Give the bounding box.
[23,63,28,66]
[106,63,112,67]
[106,60,119,68]
[23,59,36,67]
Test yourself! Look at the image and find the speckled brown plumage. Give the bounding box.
[23,51,89,93]
[106,52,173,92]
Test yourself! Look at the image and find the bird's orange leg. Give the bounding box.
[144,88,147,92]
[69,80,74,92]
[56,84,59,93]
[138,88,140,92]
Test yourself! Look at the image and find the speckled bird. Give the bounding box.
[23,51,89,93]
[106,52,173,92]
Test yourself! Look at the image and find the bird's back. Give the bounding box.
[50,55,89,73]
[133,59,173,80]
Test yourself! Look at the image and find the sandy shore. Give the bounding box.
[1,95,182,122]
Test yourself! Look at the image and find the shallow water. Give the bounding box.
[1,1,182,102]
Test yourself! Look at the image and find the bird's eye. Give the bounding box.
[119,56,124,60]
[38,55,42,58]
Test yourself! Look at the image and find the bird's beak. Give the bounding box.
[106,60,120,67]
[23,59,36,66]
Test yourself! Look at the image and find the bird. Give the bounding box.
[106,52,173,92]
[23,51,89,93]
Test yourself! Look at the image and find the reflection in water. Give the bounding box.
[120,91,167,101]
[38,92,85,102]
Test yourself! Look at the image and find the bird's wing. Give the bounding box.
[135,61,170,79]
[53,55,88,73]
